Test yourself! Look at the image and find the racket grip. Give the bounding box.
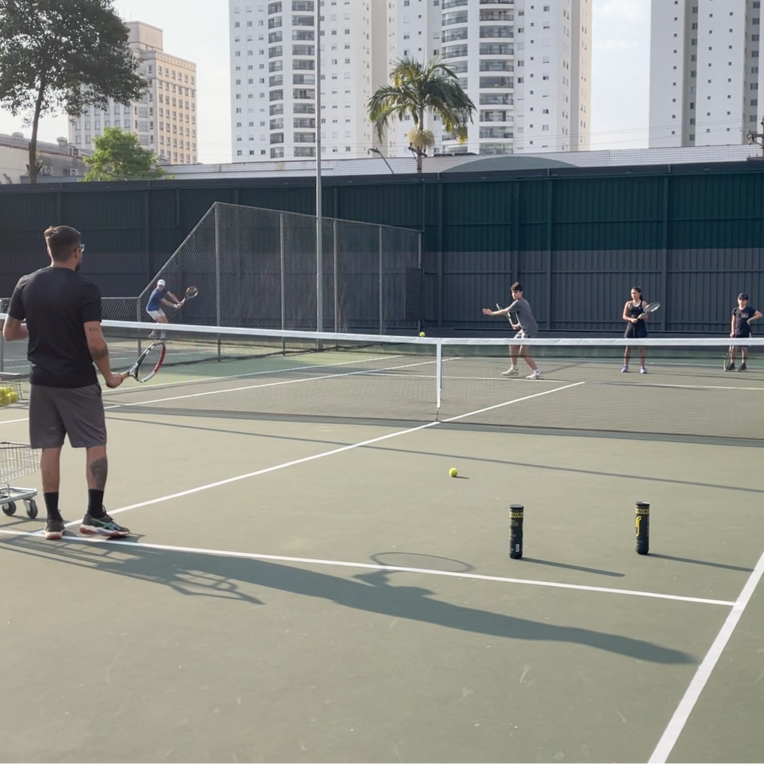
[635,501,650,555]
[509,504,524,559]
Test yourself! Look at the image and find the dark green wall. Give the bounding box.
[3,160,764,333]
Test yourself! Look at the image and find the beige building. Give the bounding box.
[0,133,89,183]
[68,21,198,164]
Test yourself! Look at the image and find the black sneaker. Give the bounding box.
[739,363,747,372]
[80,511,131,538]
[43,516,66,540]
[726,363,736,372]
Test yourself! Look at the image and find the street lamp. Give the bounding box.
[368,147,395,174]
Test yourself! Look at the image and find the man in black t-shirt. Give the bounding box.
[726,293,763,372]
[2,226,131,540]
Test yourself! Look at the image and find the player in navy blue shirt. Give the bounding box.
[726,293,762,371]
[145,278,182,338]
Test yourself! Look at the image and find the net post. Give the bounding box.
[135,297,142,356]
[280,212,286,354]
[435,341,442,415]
[333,218,339,339]
[379,226,384,335]
[215,203,222,361]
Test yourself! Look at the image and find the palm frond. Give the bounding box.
[367,55,477,148]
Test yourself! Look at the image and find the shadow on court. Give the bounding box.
[1,535,694,665]
[107,407,764,498]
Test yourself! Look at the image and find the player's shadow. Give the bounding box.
[2,536,693,665]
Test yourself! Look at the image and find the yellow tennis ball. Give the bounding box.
[419,332,425,337]
[449,467,458,478]
[7,391,18,404]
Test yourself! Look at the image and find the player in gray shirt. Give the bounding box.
[482,282,543,379]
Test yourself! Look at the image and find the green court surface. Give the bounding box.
[1,357,763,763]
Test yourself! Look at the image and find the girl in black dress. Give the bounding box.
[622,286,648,373]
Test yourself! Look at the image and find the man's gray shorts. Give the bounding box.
[29,384,107,449]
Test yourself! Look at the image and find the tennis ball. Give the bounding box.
[419,332,425,337]
[7,390,18,404]
[449,467,458,478]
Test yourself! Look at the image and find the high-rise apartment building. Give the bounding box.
[228,0,592,161]
[230,0,378,160]
[649,0,762,148]
[68,22,198,164]
[437,0,592,155]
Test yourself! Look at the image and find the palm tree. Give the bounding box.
[367,56,476,173]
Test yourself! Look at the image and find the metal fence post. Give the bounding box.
[379,226,384,335]
[333,219,339,334]
[280,212,286,354]
[661,175,670,333]
[215,203,222,361]
[417,231,423,335]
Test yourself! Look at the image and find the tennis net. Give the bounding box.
[2,317,763,441]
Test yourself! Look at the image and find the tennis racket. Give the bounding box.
[121,342,166,383]
[637,302,661,319]
[496,302,517,326]
[724,346,734,371]
[178,286,198,307]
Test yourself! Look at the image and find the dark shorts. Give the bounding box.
[29,384,107,449]
[624,322,648,339]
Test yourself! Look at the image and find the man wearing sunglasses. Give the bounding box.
[2,225,130,541]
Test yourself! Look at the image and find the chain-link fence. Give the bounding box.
[0,203,423,341]
[139,203,422,333]
[101,297,141,322]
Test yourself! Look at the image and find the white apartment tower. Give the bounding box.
[228,0,592,161]
[68,22,198,164]
[230,0,380,160]
[436,0,592,156]
[649,0,763,148]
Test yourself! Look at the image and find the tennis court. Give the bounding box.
[1,324,763,763]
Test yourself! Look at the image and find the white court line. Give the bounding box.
[102,356,439,411]
[628,383,764,392]
[0,353,426,424]
[648,547,764,763]
[0,528,736,608]
[0,414,30,425]
[442,381,586,423]
[104,352,401,395]
[13,381,578,536]
[342,371,764,392]
[42,419,440,532]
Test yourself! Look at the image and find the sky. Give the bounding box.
[0,0,652,163]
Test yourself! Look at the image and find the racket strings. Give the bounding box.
[135,342,166,382]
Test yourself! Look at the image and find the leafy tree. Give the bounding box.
[0,0,147,183]
[82,127,169,181]
[367,56,476,173]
